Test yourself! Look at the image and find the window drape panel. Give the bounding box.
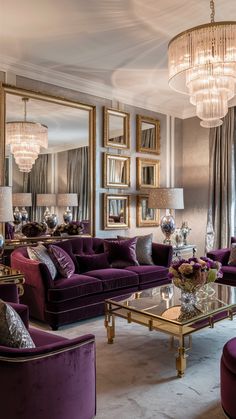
[67,147,89,221]
[205,108,235,252]
[23,154,49,222]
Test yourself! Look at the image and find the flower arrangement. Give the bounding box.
[53,222,84,236]
[169,257,222,293]
[22,222,47,237]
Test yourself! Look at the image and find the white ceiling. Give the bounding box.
[1,0,236,119]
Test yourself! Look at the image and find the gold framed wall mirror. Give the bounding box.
[103,107,130,149]
[103,194,130,230]
[103,153,130,189]
[136,115,160,154]
[1,85,96,236]
[136,157,160,189]
[136,195,160,227]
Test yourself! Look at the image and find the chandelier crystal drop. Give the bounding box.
[6,98,48,172]
[168,0,236,128]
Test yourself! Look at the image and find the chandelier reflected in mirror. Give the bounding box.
[6,97,48,172]
[168,0,236,128]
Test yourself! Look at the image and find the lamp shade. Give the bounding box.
[148,188,184,209]
[36,194,57,207]
[12,193,32,207]
[0,187,14,221]
[57,193,78,207]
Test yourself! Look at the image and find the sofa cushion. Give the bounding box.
[228,244,236,266]
[48,240,79,271]
[124,265,169,284]
[27,244,57,280]
[47,274,103,302]
[85,268,139,291]
[118,233,154,265]
[76,253,110,273]
[220,266,236,282]
[0,299,35,348]
[48,245,75,278]
[104,238,139,268]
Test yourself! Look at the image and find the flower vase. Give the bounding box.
[178,290,201,321]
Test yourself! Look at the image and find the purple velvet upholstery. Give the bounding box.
[48,244,75,278]
[0,283,19,303]
[221,337,236,418]
[207,240,236,285]
[104,238,139,268]
[77,252,110,273]
[11,237,173,329]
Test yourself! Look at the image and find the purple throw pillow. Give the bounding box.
[76,253,110,273]
[48,245,75,278]
[104,237,139,268]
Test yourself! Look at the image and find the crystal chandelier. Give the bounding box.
[168,1,236,128]
[6,98,48,172]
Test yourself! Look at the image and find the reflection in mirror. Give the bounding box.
[136,158,160,189]
[104,153,130,188]
[104,194,130,230]
[136,195,160,227]
[4,88,95,236]
[103,107,130,149]
[136,115,160,154]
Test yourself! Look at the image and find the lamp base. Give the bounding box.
[63,208,73,224]
[160,214,176,245]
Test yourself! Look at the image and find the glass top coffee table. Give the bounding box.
[104,282,236,377]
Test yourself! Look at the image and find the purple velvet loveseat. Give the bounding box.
[207,237,236,286]
[11,236,173,330]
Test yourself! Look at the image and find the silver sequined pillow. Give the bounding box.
[0,300,35,348]
[117,233,154,265]
[228,244,236,265]
[27,244,57,279]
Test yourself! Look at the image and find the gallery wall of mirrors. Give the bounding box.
[1,85,95,236]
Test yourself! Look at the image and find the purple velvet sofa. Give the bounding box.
[11,236,173,330]
[207,237,236,286]
[0,283,96,419]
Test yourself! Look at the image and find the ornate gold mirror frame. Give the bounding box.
[103,193,130,230]
[103,153,130,189]
[136,114,160,154]
[136,195,160,227]
[0,84,96,236]
[136,157,160,190]
[103,107,130,149]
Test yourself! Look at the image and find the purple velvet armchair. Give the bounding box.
[0,284,96,419]
[207,237,236,285]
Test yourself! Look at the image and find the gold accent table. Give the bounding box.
[0,264,25,296]
[105,283,236,377]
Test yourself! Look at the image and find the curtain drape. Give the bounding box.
[205,108,235,252]
[23,154,49,222]
[67,147,89,221]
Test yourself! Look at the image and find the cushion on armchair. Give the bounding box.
[228,244,236,266]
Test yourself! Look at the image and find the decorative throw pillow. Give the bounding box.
[0,299,35,348]
[228,244,236,265]
[48,244,75,278]
[76,253,110,273]
[27,244,57,280]
[104,237,139,268]
[118,233,154,265]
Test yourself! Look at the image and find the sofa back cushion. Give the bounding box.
[104,238,139,268]
[70,237,104,256]
[76,253,110,273]
[48,245,75,278]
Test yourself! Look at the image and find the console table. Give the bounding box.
[0,264,25,296]
[172,244,197,260]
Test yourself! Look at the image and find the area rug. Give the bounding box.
[32,316,233,419]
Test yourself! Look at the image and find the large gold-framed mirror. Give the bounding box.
[136,195,160,227]
[136,157,160,190]
[103,193,130,230]
[104,153,130,189]
[103,107,130,149]
[136,115,160,154]
[1,85,96,236]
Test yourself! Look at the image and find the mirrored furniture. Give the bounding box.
[104,194,130,230]
[136,114,160,154]
[103,107,130,149]
[136,195,160,227]
[136,157,160,189]
[1,85,95,236]
[104,153,130,188]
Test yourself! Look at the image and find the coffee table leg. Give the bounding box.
[104,303,115,344]
[176,336,187,378]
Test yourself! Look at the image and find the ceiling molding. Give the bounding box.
[0,54,193,120]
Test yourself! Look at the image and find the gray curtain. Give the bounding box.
[205,108,235,251]
[67,147,89,221]
[23,154,49,221]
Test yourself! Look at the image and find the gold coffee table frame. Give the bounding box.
[105,283,236,377]
[0,264,25,296]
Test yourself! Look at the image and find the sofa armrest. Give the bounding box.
[152,243,173,267]
[207,248,230,266]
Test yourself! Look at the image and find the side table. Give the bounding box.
[0,264,25,296]
[172,244,197,261]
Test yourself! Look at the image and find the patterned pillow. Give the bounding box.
[27,244,57,280]
[104,237,139,268]
[48,245,75,278]
[228,244,236,265]
[118,233,154,265]
[0,299,35,348]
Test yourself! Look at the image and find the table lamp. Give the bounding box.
[36,193,58,233]
[12,192,32,223]
[57,194,78,224]
[0,186,14,257]
[148,188,184,244]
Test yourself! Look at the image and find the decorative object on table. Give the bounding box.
[173,228,184,248]
[180,221,191,245]
[168,0,236,128]
[53,221,84,236]
[148,187,184,244]
[6,97,48,172]
[21,222,47,238]
[0,186,14,259]
[12,193,32,224]
[57,193,78,224]
[36,193,58,233]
